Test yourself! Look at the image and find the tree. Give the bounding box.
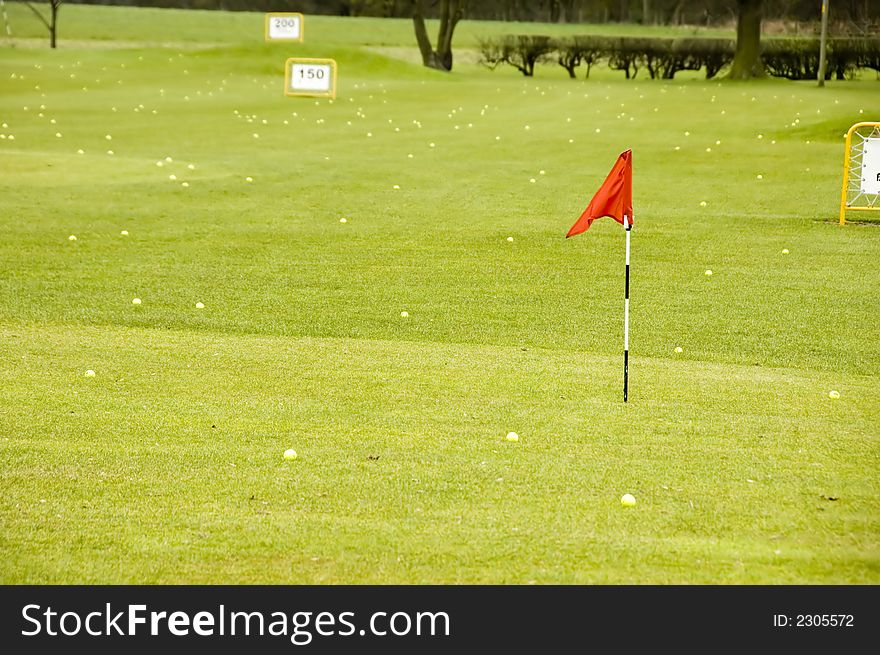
[729,0,764,78]
[411,0,465,72]
[24,0,61,49]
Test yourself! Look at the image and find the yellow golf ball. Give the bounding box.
[283,448,298,460]
[620,493,636,507]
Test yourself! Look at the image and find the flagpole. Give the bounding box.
[624,216,631,402]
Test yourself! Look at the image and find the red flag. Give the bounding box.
[566,149,633,237]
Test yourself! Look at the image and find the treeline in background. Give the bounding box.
[61,1,879,33]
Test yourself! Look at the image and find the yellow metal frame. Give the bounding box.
[264,13,304,43]
[839,121,880,225]
[284,58,337,99]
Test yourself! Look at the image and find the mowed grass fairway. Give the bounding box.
[1,5,879,584]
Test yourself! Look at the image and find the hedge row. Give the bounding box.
[479,35,880,80]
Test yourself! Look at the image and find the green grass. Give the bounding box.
[1,4,878,584]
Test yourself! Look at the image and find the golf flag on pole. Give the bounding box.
[566,149,634,402]
[565,149,633,236]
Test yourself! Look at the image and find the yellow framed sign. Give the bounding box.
[284,58,337,99]
[839,122,880,224]
[265,13,304,42]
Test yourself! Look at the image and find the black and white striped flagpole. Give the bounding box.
[624,216,631,402]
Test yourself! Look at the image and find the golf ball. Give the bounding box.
[120,230,129,236]
[283,448,297,460]
[620,493,636,507]
[505,432,519,442]
[84,370,96,377]
[400,311,409,318]
[339,218,347,223]
[506,236,514,242]
[195,302,205,309]
[674,346,683,353]
[705,270,713,276]
[68,235,77,241]
[828,390,840,399]
[782,249,789,255]
[131,298,141,305]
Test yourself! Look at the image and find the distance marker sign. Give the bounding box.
[284,58,337,99]
[265,13,303,42]
[861,137,880,195]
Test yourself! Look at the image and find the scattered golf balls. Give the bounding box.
[620,493,636,507]
[84,370,95,377]
[400,311,409,318]
[68,235,77,241]
[828,390,840,399]
[505,432,519,442]
[283,448,298,460]
[131,297,141,305]
[195,302,205,309]
[705,269,713,276]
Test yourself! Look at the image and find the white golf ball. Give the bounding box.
[699,201,707,207]
[705,269,713,276]
[828,390,840,399]
[782,249,789,255]
[283,448,298,460]
[339,218,347,223]
[621,493,636,507]
[120,230,129,236]
[506,236,514,242]
[195,302,205,309]
[674,346,683,353]
[400,311,409,318]
[245,177,253,183]
[68,235,77,241]
[131,298,141,305]
[84,370,96,377]
[505,432,519,442]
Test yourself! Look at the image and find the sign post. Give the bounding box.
[284,58,337,99]
[265,13,304,42]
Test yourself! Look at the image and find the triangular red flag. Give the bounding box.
[566,149,633,237]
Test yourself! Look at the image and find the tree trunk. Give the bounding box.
[50,3,58,49]
[642,0,651,24]
[729,0,764,79]
[411,0,462,72]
